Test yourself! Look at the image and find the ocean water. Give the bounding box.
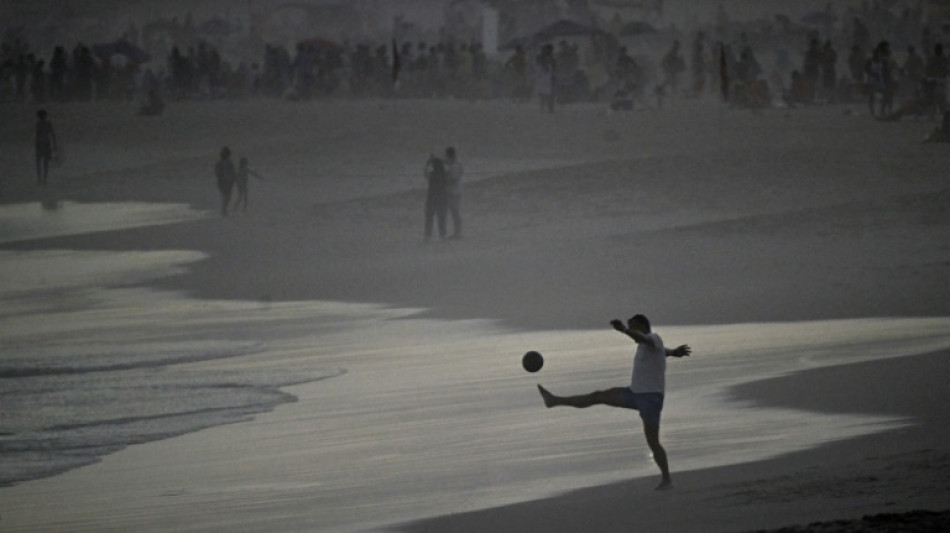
[0,202,334,488]
[2,201,950,532]
[0,201,206,244]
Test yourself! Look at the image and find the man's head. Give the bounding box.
[445,146,456,160]
[627,314,651,333]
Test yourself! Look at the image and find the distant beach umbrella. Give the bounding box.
[801,11,837,27]
[91,39,151,64]
[533,19,602,41]
[501,19,606,50]
[619,20,657,36]
[499,35,532,51]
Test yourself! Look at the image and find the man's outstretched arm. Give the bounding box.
[610,319,690,357]
[665,345,691,358]
[610,319,653,345]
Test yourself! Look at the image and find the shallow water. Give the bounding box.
[0,201,207,245]
[2,202,950,532]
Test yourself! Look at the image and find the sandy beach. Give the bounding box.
[1,97,949,532]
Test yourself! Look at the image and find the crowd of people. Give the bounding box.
[0,32,595,106]
[3,2,948,121]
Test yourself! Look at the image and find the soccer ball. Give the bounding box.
[522,351,544,373]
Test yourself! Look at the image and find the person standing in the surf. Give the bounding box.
[215,147,237,217]
[35,109,58,185]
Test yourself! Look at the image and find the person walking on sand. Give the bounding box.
[535,43,556,113]
[234,157,264,213]
[35,109,58,185]
[537,314,691,490]
[444,146,463,239]
[423,154,448,241]
[215,146,237,217]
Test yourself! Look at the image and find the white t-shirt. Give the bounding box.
[630,332,666,394]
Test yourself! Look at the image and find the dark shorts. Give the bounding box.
[619,389,664,426]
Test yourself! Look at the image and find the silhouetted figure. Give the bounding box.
[505,45,529,101]
[661,40,686,93]
[785,70,813,106]
[34,109,57,185]
[610,81,637,111]
[803,39,822,87]
[847,45,865,82]
[423,155,448,241]
[901,46,925,101]
[49,46,67,101]
[866,41,894,117]
[444,147,463,239]
[138,88,165,116]
[924,111,950,142]
[924,43,949,116]
[14,55,29,102]
[616,46,642,98]
[690,32,707,96]
[215,147,237,216]
[234,157,264,213]
[820,40,838,102]
[537,315,691,491]
[535,44,556,113]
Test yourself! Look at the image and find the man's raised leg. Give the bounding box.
[537,385,628,408]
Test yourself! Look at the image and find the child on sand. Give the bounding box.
[235,157,264,213]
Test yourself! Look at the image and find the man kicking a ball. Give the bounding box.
[538,314,691,490]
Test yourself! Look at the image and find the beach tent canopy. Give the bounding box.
[501,19,606,50]
[91,39,151,64]
[619,20,658,36]
[801,11,838,27]
[533,19,605,41]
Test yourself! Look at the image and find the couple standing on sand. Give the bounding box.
[215,146,263,216]
[423,146,463,241]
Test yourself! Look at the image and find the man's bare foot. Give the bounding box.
[537,385,556,408]
[655,478,673,491]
